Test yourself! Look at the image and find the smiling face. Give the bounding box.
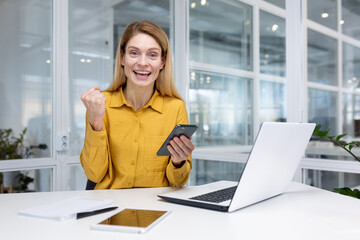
[121,33,165,90]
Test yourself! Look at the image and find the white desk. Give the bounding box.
[1,182,360,240]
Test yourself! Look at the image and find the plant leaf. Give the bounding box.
[334,187,360,199]
[336,134,347,143]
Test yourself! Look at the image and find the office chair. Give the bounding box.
[85,179,96,190]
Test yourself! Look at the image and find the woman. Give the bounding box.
[80,20,194,190]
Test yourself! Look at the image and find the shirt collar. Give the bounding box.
[109,87,163,113]
[144,90,163,113]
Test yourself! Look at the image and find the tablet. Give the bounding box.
[157,124,198,156]
[91,208,171,234]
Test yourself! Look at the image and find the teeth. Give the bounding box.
[134,71,150,75]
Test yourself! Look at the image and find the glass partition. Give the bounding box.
[303,169,360,191]
[189,71,253,147]
[343,93,360,138]
[190,159,245,186]
[308,88,338,136]
[67,164,87,191]
[0,168,52,194]
[189,0,253,71]
[343,43,360,90]
[341,0,360,40]
[68,0,113,156]
[260,11,286,77]
[263,0,285,9]
[308,29,338,86]
[307,0,337,30]
[0,0,52,159]
[259,81,286,122]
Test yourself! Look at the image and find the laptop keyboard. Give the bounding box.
[189,186,237,203]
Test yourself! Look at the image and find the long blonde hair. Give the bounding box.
[107,20,182,100]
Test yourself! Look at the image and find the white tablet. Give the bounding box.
[91,208,171,234]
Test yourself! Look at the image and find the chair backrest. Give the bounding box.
[85,179,96,190]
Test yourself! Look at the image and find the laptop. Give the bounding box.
[158,122,315,212]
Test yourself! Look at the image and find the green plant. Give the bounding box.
[0,128,48,192]
[312,125,360,199]
[0,128,26,160]
[16,172,34,191]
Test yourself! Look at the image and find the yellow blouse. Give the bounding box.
[80,88,192,189]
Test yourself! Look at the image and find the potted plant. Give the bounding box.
[312,125,360,199]
[0,128,47,192]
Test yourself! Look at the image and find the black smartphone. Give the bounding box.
[156,124,198,156]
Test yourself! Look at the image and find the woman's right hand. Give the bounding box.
[81,87,107,131]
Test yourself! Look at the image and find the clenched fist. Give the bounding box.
[81,87,107,131]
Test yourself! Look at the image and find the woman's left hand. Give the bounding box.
[167,135,195,167]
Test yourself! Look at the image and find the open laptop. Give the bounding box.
[158,122,315,212]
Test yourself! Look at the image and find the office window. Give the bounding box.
[260,11,286,77]
[0,1,52,157]
[259,81,286,122]
[189,72,253,147]
[308,29,338,86]
[307,0,337,30]
[190,159,245,185]
[68,165,87,190]
[0,169,52,193]
[0,0,52,193]
[263,0,285,9]
[68,0,113,156]
[189,0,253,71]
[343,93,360,138]
[341,0,360,40]
[343,43,360,89]
[303,169,360,191]
[189,1,287,183]
[305,0,360,191]
[308,88,338,136]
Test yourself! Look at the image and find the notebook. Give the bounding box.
[18,197,113,221]
[158,122,315,212]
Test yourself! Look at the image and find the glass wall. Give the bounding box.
[189,0,252,70]
[307,30,338,86]
[190,159,245,185]
[0,0,52,193]
[259,81,286,122]
[189,72,253,147]
[306,0,360,190]
[263,0,285,9]
[307,0,337,30]
[260,11,286,77]
[0,169,52,193]
[2,0,360,192]
[189,0,286,184]
[341,0,360,39]
[303,169,360,191]
[68,0,113,156]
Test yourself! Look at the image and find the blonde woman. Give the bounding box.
[80,20,194,190]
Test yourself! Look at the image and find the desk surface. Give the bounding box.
[1,182,360,240]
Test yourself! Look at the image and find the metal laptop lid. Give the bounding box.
[228,122,315,212]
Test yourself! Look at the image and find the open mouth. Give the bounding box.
[133,70,151,78]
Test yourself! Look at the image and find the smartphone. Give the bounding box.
[91,208,171,234]
[157,124,198,156]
